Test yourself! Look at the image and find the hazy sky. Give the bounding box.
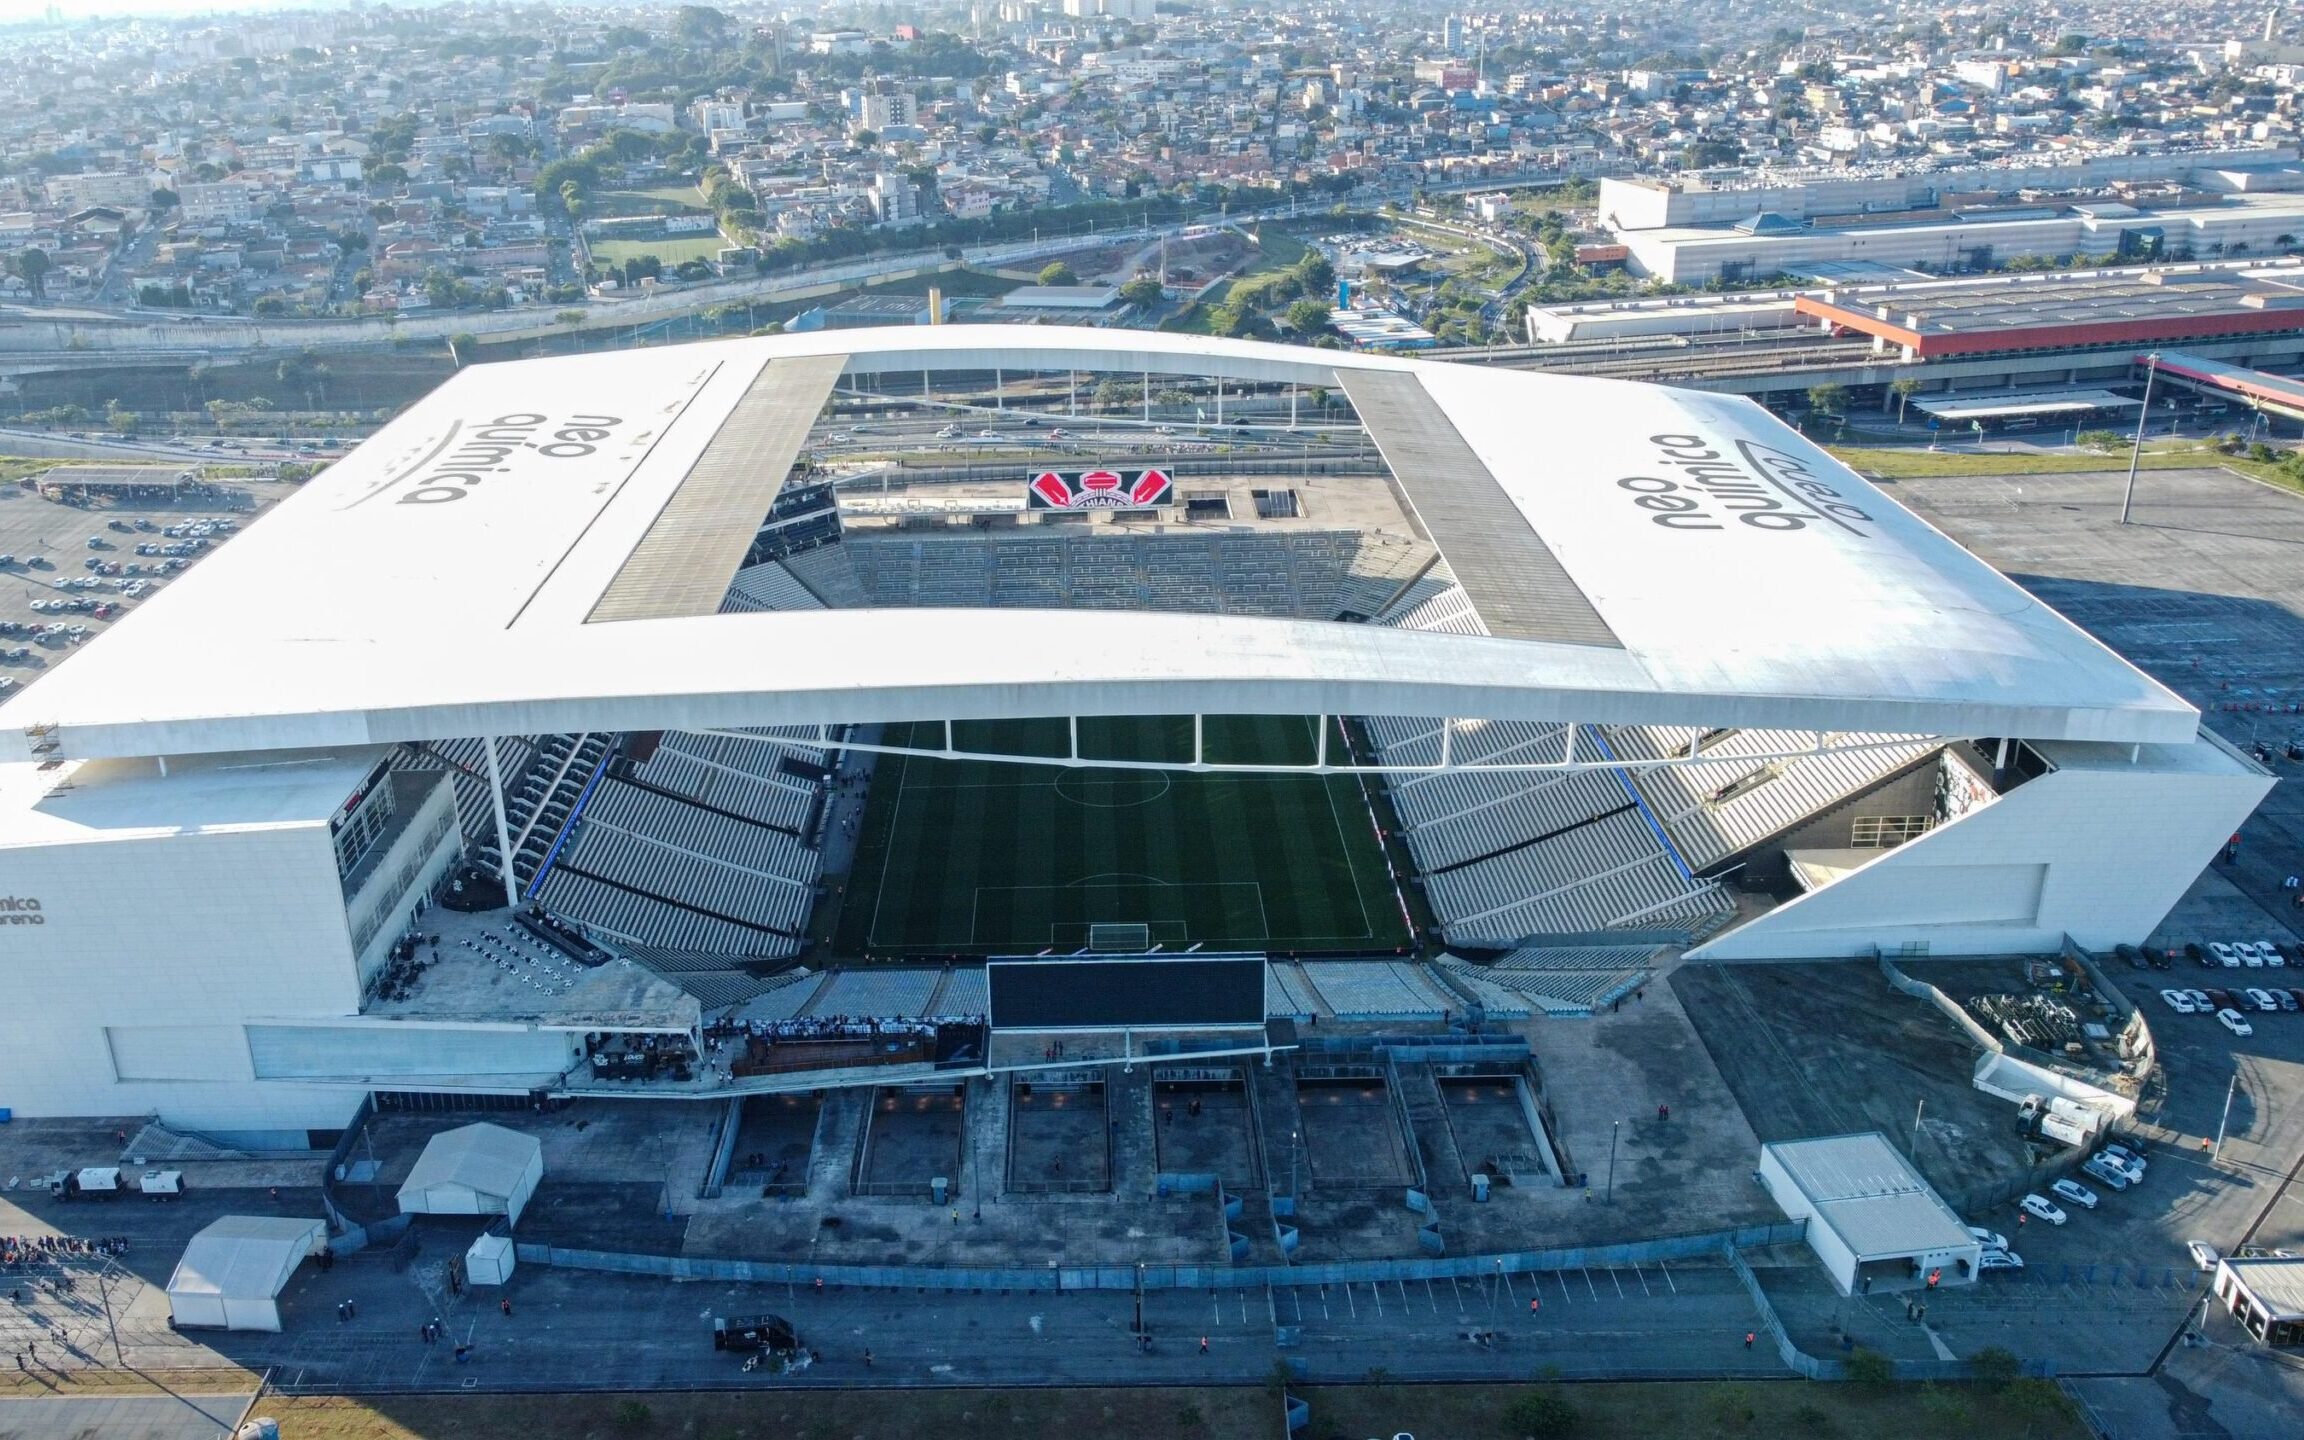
[0,0,367,21]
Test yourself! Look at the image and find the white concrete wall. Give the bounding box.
[0,823,365,1131]
[1694,737,2273,961]
[1758,1147,1858,1292]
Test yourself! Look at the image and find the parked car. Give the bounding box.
[2081,1156,2131,1191]
[2161,989,2196,1014]
[2242,943,2268,969]
[1978,1248,2025,1271]
[2210,941,2243,967]
[2051,1178,2100,1210]
[2206,988,2237,1011]
[2218,1008,2255,1037]
[2255,941,2287,968]
[1968,1226,2011,1252]
[2246,987,2283,1012]
[2189,1241,2221,1272]
[2021,1194,2068,1225]
[2099,1143,2148,1179]
[2276,990,2300,1012]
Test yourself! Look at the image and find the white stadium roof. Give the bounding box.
[0,327,2195,761]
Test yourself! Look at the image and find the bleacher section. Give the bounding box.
[720,559,828,614]
[834,531,1416,621]
[1449,943,1666,1017]
[634,731,822,831]
[1362,572,1944,947]
[804,968,943,1018]
[524,727,833,961]
[1301,960,1457,1020]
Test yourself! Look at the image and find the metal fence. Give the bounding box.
[515,1220,1809,1295]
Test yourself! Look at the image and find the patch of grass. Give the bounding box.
[592,185,709,216]
[0,1366,263,1398]
[589,235,730,267]
[1305,1377,2088,1440]
[834,715,1407,956]
[267,1387,1278,1440]
[0,455,60,485]
[1827,441,2273,482]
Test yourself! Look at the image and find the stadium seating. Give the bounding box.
[1300,961,1457,1020]
[805,968,942,1018]
[720,560,829,614]
[1603,725,1940,871]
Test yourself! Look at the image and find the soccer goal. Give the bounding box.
[1088,922,1154,952]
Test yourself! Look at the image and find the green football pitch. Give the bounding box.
[833,716,1411,956]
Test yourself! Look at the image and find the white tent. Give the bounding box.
[165,1215,327,1332]
[395,1122,544,1227]
[464,1230,516,1286]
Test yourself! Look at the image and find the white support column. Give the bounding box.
[1290,386,1298,427]
[921,368,931,401]
[1316,716,1328,769]
[1069,714,1080,762]
[1069,370,1077,418]
[995,367,1003,410]
[1563,723,1577,765]
[1142,369,1151,423]
[943,719,957,755]
[483,734,520,906]
[156,755,168,777]
[1440,719,1453,769]
[1216,380,1224,426]
[1193,713,1204,767]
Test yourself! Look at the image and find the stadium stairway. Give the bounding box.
[1397,1065,1468,1198]
[813,1089,872,1203]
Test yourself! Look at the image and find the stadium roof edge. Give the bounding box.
[0,328,2199,760]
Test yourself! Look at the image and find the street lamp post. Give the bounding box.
[2121,352,2161,525]
[1605,1120,1621,1204]
[2214,1071,2241,1163]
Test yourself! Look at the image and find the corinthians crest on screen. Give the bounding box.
[1026,468,1174,510]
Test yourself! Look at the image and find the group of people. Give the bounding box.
[706,1014,974,1047]
[3,1234,128,1269]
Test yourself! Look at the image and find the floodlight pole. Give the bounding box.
[1605,1119,1620,1204]
[482,735,520,906]
[2120,352,2159,525]
[2213,1071,2239,1163]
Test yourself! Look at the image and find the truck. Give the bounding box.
[52,1166,124,1200]
[2018,1093,2105,1149]
[139,1169,185,1201]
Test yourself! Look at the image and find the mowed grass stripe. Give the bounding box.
[834,715,1410,955]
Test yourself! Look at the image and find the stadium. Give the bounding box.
[0,325,2270,1140]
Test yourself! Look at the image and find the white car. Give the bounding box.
[2161,989,2196,1014]
[2246,987,2282,1012]
[2218,1008,2255,1037]
[1978,1248,2025,1271]
[2242,943,2267,968]
[2081,1156,2131,1191]
[2252,941,2287,968]
[2189,1241,2221,1272]
[2101,1143,2148,1176]
[2020,1194,2068,1226]
[1968,1226,2010,1252]
[2051,1178,2099,1210]
[2209,941,2242,967]
[2187,989,2215,1010]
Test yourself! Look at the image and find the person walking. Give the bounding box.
[1529,1296,1540,1316]
[863,1348,873,1368]
[1744,1331,1755,1350]
[1199,1336,1209,1355]
[499,1297,512,1318]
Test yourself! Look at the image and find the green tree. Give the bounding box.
[1038,261,1079,286]
[148,187,179,212]
[1890,376,1923,424]
[1117,276,1164,306]
[1805,383,1849,415]
[1969,1345,2022,1390]
[1285,298,1331,334]
[1842,1346,1895,1389]
[13,246,51,300]
[1503,1385,1579,1438]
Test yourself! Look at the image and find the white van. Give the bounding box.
[139,1169,184,1200]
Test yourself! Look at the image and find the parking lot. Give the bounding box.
[0,472,298,701]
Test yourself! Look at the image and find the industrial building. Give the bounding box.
[1758,1133,1983,1296]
